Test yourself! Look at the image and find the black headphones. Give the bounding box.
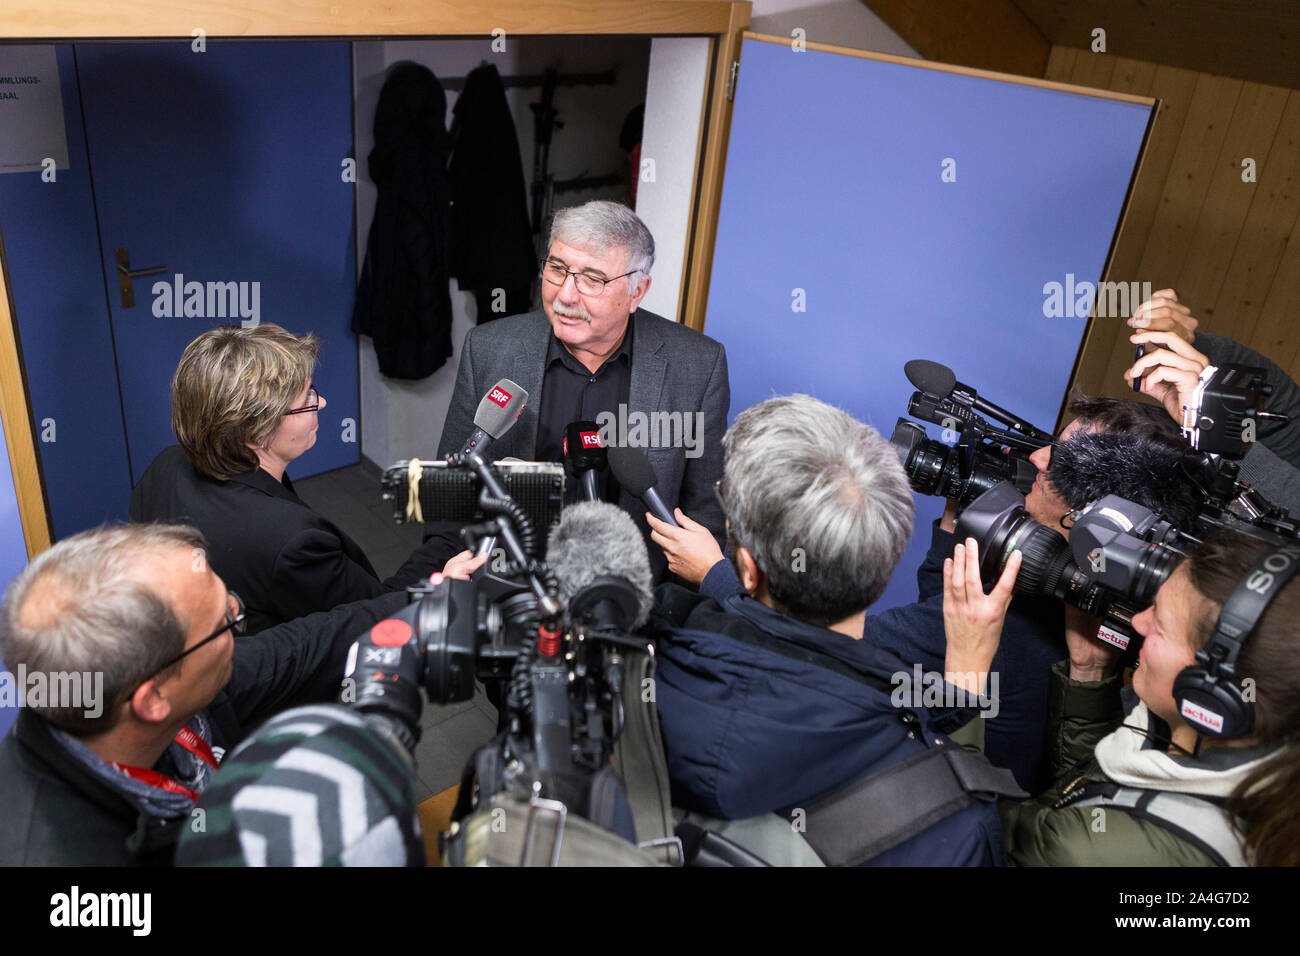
[1172,540,1300,739]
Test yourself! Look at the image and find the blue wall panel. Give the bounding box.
[706,39,1152,611]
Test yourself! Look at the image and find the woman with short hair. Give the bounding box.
[132,323,477,634]
[945,527,1300,866]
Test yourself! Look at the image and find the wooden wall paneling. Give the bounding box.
[1220,92,1300,357]
[863,0,1050,78]
[1264,233,1300,380]
[1135,74,1244,287]
[1092,72,1243,398]
[1073,62,1199,397]
[1009,0,1300,91]
[1110,56,1157,93]
[1175,82,1290,309]
[1043,45,1078,82]
[1100,64,1200,283]
[1068,55,1155,400]
[1066,48,1116,89]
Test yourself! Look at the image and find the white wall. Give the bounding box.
[352,37,651,469]
[638,37,711,320]
[747,0,919,56]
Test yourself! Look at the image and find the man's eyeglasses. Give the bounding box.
[285,385,320,416]
[154,591,246,675]
[540,259,636,297]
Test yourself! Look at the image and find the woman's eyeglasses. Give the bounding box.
[285,385,320,416]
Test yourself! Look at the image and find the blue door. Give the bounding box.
[0,42,358,540]
[75,41,359,483]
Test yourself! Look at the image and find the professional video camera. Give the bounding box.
[890,359,1051,507]
[350,440,672,865]
[957,480,1186,651]
[957,473,1300,653]
[1162,361,1300,534]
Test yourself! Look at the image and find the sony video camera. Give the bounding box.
[957,476,1300,653]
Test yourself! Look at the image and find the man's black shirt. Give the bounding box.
[535,315,633,505]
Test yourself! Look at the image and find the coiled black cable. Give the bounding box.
[479,493,538,558]
[506,636,537,736]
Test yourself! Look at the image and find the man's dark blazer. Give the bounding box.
[130,445,458,633]
[0,591,407,866]
[435,307,730,577]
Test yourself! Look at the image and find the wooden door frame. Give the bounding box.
[0,0,751,556]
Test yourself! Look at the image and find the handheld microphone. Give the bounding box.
[905,359,1054,444]
[606,445,677,527]
[459,379,528,457]
[563,420,607,501]
[547,501,654,630]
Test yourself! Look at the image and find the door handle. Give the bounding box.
[115,248,168,309]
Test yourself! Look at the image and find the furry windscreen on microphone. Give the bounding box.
[547,501,654,628]
[1048,430,1202,527]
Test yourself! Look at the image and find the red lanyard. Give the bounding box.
[113,726,220,802]
[174,725,219,770]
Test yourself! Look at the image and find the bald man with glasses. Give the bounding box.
[0,523,407,866]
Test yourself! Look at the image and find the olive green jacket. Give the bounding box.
[972,661,1273,866]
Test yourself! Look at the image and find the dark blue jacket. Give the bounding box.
[699,521,1065,793]
[652,583,1006,866]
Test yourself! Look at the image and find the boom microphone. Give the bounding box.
[564,420,607,502]
[1048,431,1202,528]
[606,445,678,527]
[905,359,1053,444]
[547,501,654,630]
[460,379,528,457]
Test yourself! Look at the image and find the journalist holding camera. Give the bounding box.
[945,523,1300,867]
[652,389,1196,793]
[650,394,1024,866]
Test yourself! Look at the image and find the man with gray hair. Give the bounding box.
[652,395,1010,865]
[0,523,406,865]
[436,200,729,580]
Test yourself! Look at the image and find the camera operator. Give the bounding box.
[945,526,1300,866]
[1126,288,1300,513]
[652,395,1019,865]
[652,392,1192,792]
[0,523,413,866]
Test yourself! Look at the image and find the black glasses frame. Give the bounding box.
[154,591,246,675]
[284,384,320,416]
[539,258,636,296]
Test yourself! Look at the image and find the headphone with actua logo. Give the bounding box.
[1172,539,1300,739]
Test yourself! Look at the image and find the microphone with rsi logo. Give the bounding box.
[606,444,678,527]
[563,420,607,501]
[459,379,528,457]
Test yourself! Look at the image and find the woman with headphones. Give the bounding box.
[943,527,1300,866]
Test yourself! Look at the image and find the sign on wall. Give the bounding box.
[0,45,69,173]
